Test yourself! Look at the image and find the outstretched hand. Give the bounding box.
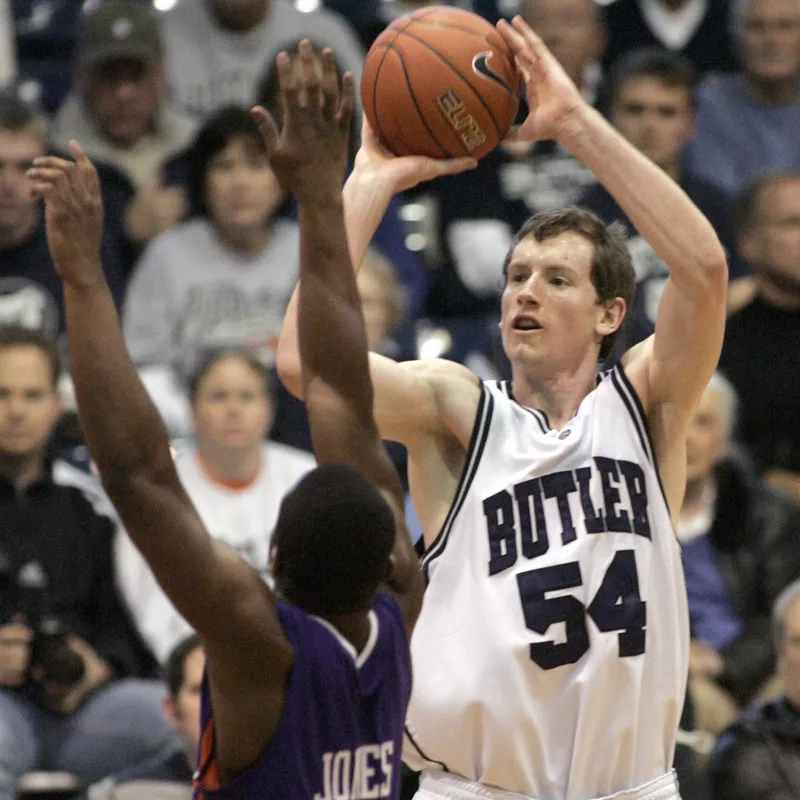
[496,16,585,145]
[353,117,478,194]
[252,41,354,203]
[27,142,105,286]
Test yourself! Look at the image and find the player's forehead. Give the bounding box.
[507,232,595,277]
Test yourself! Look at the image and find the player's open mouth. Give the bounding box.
[513,317,542,331]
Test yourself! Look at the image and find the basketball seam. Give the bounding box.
[396,28,503,137]
[408,19,516,68]
[392,44,454,158]
[370,14,419,149]
[371,43,396,150]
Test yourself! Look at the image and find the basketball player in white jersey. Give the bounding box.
[275,18,728,800]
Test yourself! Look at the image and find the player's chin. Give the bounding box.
[503,335,546,363]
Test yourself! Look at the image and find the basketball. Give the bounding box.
[360,6,521,160]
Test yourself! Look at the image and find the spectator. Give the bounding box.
[358,247,409,358]
[0,327,178,800]
[683,0,800,194]
[159,0,364,121]
[708,579,800,799]
[269,248,416,480]
[50,0,196,247]
[427,0,605,318]
[601,0,737,77]
[578,49,753,351]
[322,0,386,48]
[677,373,800,739]
[0,89,128,351]
[116,349,314,662]
[82,635,204,800]
[122,106,298,434]
[718,171,800,495]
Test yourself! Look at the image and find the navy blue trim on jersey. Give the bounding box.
[404,725,451,773]
[421,382,494,582]
[503,381,549,434]
[611,364,670,511]
[611,368,653,464]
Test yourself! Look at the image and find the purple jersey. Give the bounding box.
[193,593,411,800]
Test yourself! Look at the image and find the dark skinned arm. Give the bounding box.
[254,44,424,630]
[28,143,292,681]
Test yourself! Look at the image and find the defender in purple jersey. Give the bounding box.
[30,41,433,800]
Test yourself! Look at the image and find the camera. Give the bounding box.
[0,544,86,690]
[28,617,86,689]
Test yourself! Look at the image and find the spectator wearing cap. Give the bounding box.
[158,0,364,121]
[51,0,196,246]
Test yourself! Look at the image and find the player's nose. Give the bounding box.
[516,274,542,305]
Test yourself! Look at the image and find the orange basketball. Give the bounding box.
[360,6,521,160]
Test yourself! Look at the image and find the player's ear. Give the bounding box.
[596,297,626,339]
[385,555,396,583]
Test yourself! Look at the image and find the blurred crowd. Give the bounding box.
[1,0,800,798]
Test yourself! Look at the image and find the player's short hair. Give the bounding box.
[503,207,636,361]
[187,106,271,218]
[0,327,61,388]
[163,633,203,699]
[187,348,273,407]
[609,48,698,109]
[733,170,800,232]
[773,578,800,648]
[271,463,396,614]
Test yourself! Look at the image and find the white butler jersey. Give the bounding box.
[404,365,689,800]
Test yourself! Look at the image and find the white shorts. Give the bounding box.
[414,769,681,800]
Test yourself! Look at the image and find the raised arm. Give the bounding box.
[254,44,424,626]
[500,17,728,411]
[274,119,476,400]
[28,145,290,674]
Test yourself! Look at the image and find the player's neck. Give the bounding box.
[196,444,263,488]
[318,610,372,654]
[510,360,599,430]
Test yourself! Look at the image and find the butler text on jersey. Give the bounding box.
[484,456,651,576]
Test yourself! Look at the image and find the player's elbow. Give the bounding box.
[703,255,729,299]
[690,241,728,298]
[696,237,729,282]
